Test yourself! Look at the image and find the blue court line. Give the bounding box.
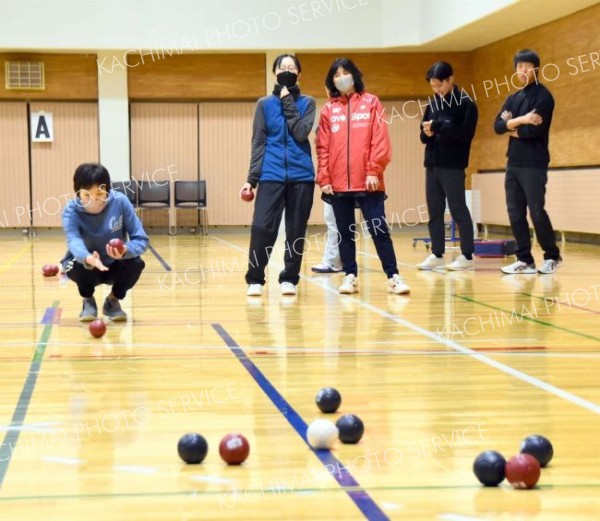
[148,243,172,271]
[0,301,57,488]
[212,323,390,521]
[40,307,58,325]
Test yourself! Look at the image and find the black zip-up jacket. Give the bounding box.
[420,85,478,169]
[494,82,554,168]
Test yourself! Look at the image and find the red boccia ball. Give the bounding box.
[89,319,107,339]
[219,433,250,465]
[108,238,125,254]
[505,453,541,489]
[42,264,59,277]
[240,188,254,202]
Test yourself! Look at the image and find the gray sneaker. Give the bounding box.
[79,297,98,322]
[103,297,127,321]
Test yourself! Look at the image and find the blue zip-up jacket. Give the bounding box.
[247,92,316,186]
[61,191,149,267]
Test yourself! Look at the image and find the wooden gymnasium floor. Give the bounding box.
[0,226,599,521]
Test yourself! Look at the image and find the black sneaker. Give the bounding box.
[103,296,127,321]
[79,297,98,322]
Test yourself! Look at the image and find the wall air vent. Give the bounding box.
[5,61,45,90]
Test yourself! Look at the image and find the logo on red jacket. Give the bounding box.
[331,114,347,123]
[351,112,370,121]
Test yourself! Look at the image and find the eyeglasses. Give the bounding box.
[277,65,298,72]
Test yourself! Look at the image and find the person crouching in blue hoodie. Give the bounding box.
[61,163,149,322]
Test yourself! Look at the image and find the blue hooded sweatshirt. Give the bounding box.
[61,191,149,268]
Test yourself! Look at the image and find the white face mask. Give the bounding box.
[334,76,354,94]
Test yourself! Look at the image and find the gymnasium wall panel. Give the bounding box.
[382,101,427,226]
[468,3,600,174]
[471,169,600,234]
[198,102,255,226]
[296,52,472,100]
[0,53,98,100]
[130,102,199,228]
[29,102,99,227]
[128,54,265,100]
[0,102,30,228]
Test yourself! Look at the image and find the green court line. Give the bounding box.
[522,292,600,316]
[0,301,57,488]
[1,482,599,502]
[453,294,600,343]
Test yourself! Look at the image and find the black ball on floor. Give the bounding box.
[473,450,506,486]
[315,387,342,413]
[335,413,364,444]
[178,433,208,464]
[520,434,553,467]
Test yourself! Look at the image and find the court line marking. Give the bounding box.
[0,242,33,275]
[1,342,600,359]
[0,300,58,488]
[522,291,600,316]
[212,323,390,521]
[453,293,600,343]
[148,243,172,272]
[215,237,600,415]
[0,481,599,502]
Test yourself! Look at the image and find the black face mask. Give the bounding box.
[276,71,298,88]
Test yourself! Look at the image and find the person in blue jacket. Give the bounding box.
[61,163,149,321]
[240,54,315,297]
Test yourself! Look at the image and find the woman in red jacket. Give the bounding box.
[316,58,409,295]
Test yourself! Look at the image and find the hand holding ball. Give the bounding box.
[108,238,125,254]
[240,187,255,202]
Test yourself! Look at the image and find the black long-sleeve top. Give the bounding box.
[419,85,478,169]
[494,82,554,168]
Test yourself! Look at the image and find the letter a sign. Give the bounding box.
[31,112,54,142]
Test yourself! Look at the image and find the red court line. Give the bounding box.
[471,346,546,352]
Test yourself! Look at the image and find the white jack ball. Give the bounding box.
[306,419,339,449]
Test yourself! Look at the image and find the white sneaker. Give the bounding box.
[246,284,262,296]
[339,274,358,294]
[417,254,445,270]
[311,263,343,273]
[500,260,536,274]
[280,282,297,295]
[538,258,562,274]
[387,274,410,295]
[446,255,474,271]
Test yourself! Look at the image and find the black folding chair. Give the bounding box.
[174,180,208,235]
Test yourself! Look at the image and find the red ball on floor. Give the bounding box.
[219,433,250,465]
[505,453,541,489]
[89,319,107,339]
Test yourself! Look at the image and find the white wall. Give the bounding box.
[97,52,130,181]
[418,0,517,44]
[0,0,516,51]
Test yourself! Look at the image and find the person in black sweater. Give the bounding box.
[494,49,562,275]
[419,62,477,271]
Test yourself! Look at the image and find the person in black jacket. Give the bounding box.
[494,49,562,275]
[419,62,477,271]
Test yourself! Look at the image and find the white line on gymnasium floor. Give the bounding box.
[214,236,600,415]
